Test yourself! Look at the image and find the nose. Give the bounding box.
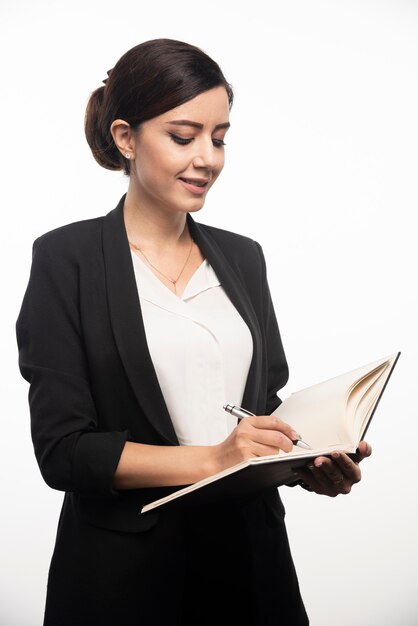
[192,137,223,172]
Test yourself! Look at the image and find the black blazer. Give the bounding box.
[16,194,289,532]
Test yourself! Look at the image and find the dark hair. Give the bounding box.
[85,38,234,176]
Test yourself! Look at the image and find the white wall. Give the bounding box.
[1,1,417,624]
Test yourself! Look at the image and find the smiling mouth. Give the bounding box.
[179,177,209,187]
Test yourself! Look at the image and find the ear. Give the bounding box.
[110,119,136,160]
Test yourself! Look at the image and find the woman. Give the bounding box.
[17,38,371,625]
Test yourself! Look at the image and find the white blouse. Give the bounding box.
[131,252,253,446]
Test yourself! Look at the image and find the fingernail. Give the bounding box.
[314,460,323,468]
[332,452,340,459]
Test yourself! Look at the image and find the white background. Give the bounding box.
[1,1,417,624]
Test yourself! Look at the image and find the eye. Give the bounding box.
[169,133,226,148]
[169,133,193,145]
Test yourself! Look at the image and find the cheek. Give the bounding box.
[134,151,173,184]
[148,146,187,179]
[214,153,225,177]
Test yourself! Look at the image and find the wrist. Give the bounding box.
[204,444,223,478]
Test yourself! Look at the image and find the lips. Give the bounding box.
[178,177,211,196]
[179,177,209,187]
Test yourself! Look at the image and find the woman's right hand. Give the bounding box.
[113,415,299,489]
[212,415,300,473]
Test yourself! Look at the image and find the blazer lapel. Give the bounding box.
[102,196,179,445]
[187,214,263,414]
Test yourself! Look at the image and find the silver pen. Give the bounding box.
[223,404,312,450]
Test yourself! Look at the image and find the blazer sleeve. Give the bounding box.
[254,241,289,415]
[16,235,128,498]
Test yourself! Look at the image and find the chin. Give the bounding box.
[186,203,206,214]
[175,197,207,214]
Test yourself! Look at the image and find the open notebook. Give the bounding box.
[141,352,400,514]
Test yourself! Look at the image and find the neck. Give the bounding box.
[124,184,189,250]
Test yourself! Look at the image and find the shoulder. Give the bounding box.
[31,194,126,261]
[196,221,263,260]
[32,216,105,263]
[195,221,265,279]
[196,221,255,246]
[34,216,104,249]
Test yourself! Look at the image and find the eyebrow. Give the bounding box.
[165,119,231,131]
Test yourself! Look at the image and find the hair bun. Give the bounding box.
[102,69,112,85]
[84,86,124,171]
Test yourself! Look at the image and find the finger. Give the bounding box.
[310,458,351,493]
[294,468,322,493]
[300,464,345,496]
[241,416,297,452]
[249,428,294,454]
[235,418,295,453]
[251,415,301,442]
[329,452,362,483]
[251,442,290,457]
[355,441,372,462]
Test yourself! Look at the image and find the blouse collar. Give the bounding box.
[130,252,221,307]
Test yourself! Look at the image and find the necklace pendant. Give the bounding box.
[128,234,193,295]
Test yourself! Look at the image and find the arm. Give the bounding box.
[113,414,301,489]
[113,442,216,489]
[17,235,128,497]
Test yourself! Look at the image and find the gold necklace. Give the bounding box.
[129,236,194,295]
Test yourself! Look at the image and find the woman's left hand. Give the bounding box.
[295,441,372,497]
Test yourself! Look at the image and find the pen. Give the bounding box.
[223,404,312,450]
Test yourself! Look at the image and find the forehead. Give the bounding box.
[156,86,230,127]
